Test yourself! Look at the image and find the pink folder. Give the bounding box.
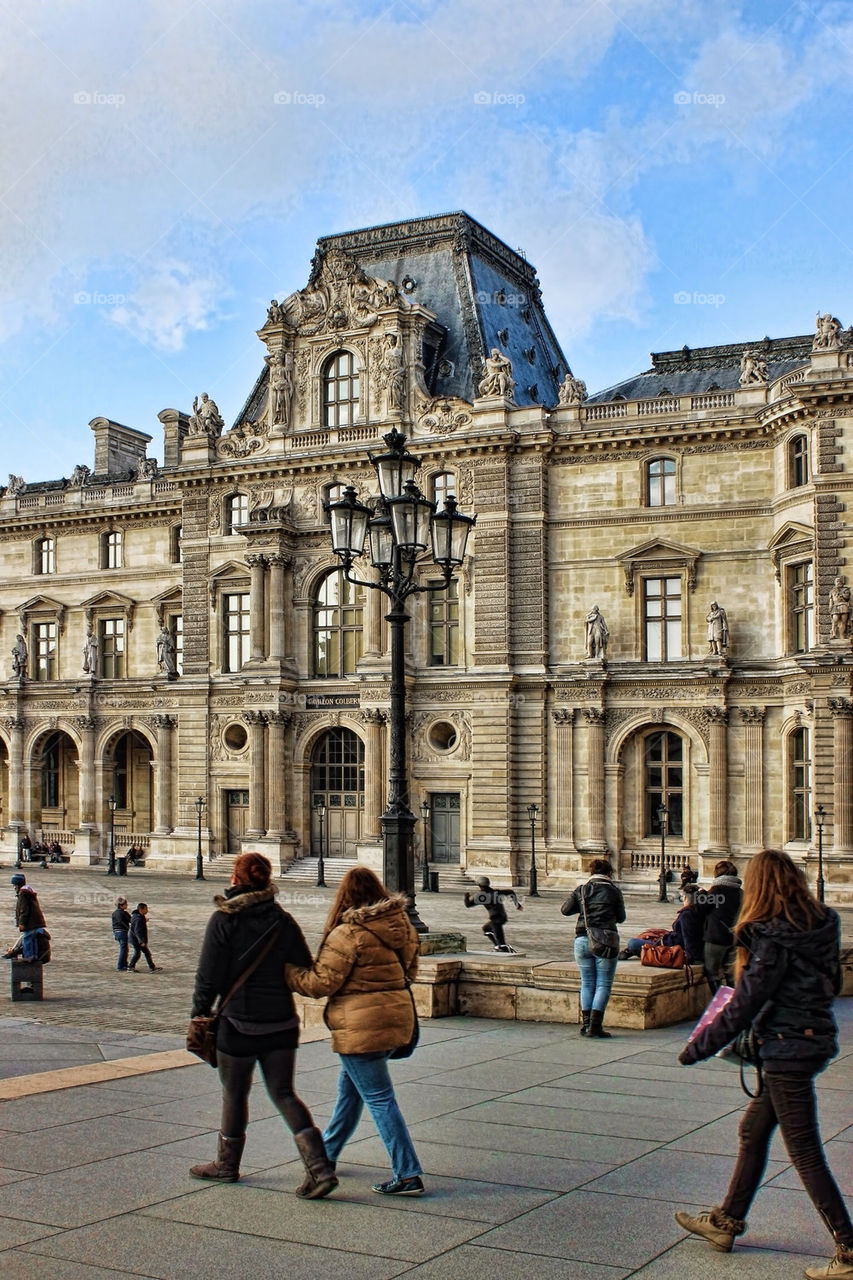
[686,984,735,1044]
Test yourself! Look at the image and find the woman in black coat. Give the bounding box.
[189,851,337,1198]
[561,857,626,1038]
[676,848,853,1280]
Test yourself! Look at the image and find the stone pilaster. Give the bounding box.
[267,711,289,836]
[739,707,765,852]
[6,717,24,831]
[830,698,853,854]
[364,589,383,658]
[247,554,267,662]
[361,709,387,838]
[583,707,605,852]
[268,555,287,662]
[551,708,574,843]
[707,707,729,853]
[244,711,267,836]
[154,715,175,833]
[76,716,97,827]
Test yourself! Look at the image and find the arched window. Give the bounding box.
[790,726,811,840]
[789,435,809,488]
[646,458,676,507]
[224,494,248,536]
[644,731,683,837]
[314,570,365,677]
[35,536,56,574]
[100,530,123,569]
[323,351,360,427]
[432,472,456,507]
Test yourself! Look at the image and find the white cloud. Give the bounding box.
[109,262,224,352]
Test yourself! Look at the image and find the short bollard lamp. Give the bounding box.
[325,429,476,931]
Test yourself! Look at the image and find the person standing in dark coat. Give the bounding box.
[676,848,853,1279]
[128,904,162,972]
[697,859,742,990]
[189,851,337,1197]
[561,857,626,1038]
[111,897,131,971]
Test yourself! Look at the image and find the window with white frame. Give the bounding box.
[789,561,814,653]
[323,351,360,427]
[99,617,125,678]
[646,458,676,507]
[643,576,682,660]
[432,472,456,508]
[790,726,811,840]
[33,621,57,681]
[224,494,248,536]
[35,537,56,575]
[314,570,364,677]
[429,578,460,666]
[100,531,123,569]
[223,592,250,672]
[789,435,809,488]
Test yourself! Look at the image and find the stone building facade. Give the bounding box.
[1,212,852,894]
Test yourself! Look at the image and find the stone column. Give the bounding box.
[154,715,175,834]
[365,590,383,658]
[247,554,267,662]
[707,707,729,853]
[7,717,24,830]
[739,707,765,851]
[245,711,267,836]
[268,555,287,662]
[584,707,606,852]
[830,698,853,854]
[266,711,290,837]
[551,709,574,842]
[76,716,97,827]
[361,709,386,838]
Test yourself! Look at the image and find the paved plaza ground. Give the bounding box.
[1,863,852,1278]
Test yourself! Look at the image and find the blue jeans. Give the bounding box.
[20,929,40,960]
[574,935,618,1012]
[323,1051,421,1181]
[114,930,129,970]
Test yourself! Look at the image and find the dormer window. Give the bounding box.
[323,351,360,427]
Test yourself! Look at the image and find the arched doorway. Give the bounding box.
[310,728,364,858]
[33,730,79,834]
[106,730,154,842]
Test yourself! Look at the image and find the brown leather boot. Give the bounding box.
[294,1127,339,1199]
[588,1010,612,1038]
[189,1133,245,1182]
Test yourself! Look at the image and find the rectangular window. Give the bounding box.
[429,579,460,666]
[105,531,123,569]
[33,622,57,681]
[39,538,56,574]
[644,576,682,660]
[791,729,811,840]
[171,525,183,564]
[648,459,676,507]
[223,593,250,672]
[170,614,183,675]
[100,617,125,678]
[790,562,814,653]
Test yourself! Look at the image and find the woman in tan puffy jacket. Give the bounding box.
[286,865,424,1196]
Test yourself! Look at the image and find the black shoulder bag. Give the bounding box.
[580,883,620,960]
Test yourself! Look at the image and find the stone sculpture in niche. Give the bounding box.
[267,350,294,427]
[829,576,852,640]
[584,605,608,658]
[382,334,406,412]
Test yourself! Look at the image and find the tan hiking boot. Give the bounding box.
[805,1247,853,1279]
[675,1208,746,1253]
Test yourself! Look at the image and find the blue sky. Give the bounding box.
[2,0,853,478]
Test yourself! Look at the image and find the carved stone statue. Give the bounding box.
[267,351,294,427]
[69,464,90,487]
[383,334,406,412]
[558,372,587,406]
[739,351,768,385]
[814,312,843,352]
[266,298,284,324]
[6,474,25,496]
[189,393,225,438]
[82,627,99,676]
[706,602,729,655]
[584,605,609,659]
[156,625,178,676]
[11,634,27,679]
[478,348,514,399]
[829,575,852,639]
[135,456,157,480]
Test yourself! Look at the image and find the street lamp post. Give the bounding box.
[815,803,826,904]
[107,795,118,876]
[195,796,206,881]
[315,800,327,888]
[325,429,476,932]
[657,801,669,903]
[420,800,431,893]
[526,803,540,897]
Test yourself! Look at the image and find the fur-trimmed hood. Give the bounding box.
[341,893,412,952]
[341,893,408,926]
[213,885,277,914]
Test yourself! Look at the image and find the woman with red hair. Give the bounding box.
[189,851,337,1197]
[286,865,424,1196]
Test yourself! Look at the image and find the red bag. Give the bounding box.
[640,942,685,969]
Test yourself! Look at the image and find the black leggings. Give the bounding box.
[483,918,507,947]
[721,1067,853,1248]
[217,1048,313,1139]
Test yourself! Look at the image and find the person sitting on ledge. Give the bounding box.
[126,846,145,867]
[48,841,64,863]
[619,883,704,963]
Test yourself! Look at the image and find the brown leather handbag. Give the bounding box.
[640,942,685,969]
[187,927,279,1067]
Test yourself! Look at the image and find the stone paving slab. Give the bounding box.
[5,1257,150,1280]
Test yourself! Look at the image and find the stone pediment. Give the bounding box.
[81,590,136,630]
[264,248,407,338]
[151,586,182,626]
[616,539,700,596]
[767,521,813,553]
[18,594,66,631]
[208,560,250,608]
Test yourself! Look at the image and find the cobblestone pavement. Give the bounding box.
[0,861,781,1038]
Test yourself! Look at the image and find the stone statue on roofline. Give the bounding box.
[739,350,768,386]
[814,312,843,352]
[558,371,587,406]
[189,393,225,438]
[478,348,514,399]
[266,351,294,427]
[6,474,25,496]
